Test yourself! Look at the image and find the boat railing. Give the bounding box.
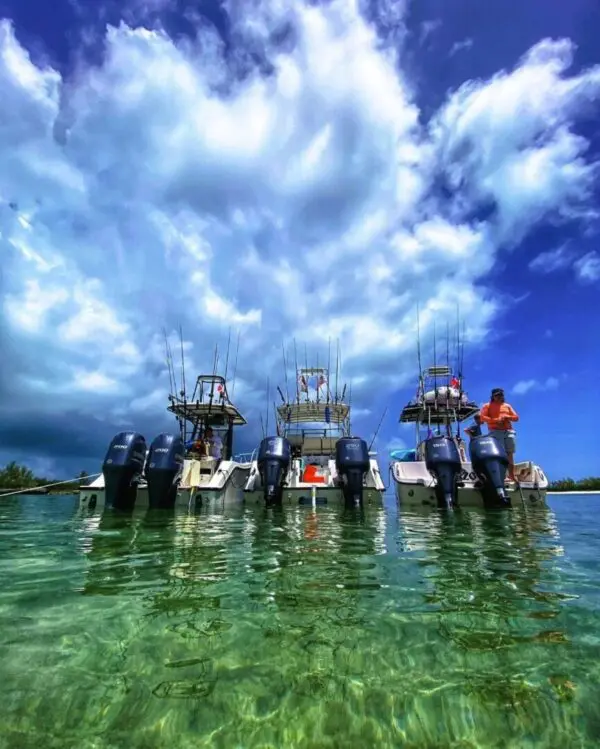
[282,426,344,439]
[233,448,258,464]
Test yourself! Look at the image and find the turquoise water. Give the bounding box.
[0,493,599,747]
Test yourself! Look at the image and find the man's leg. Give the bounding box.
[504,431,517,481]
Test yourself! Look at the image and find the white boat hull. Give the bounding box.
[79,460,250,512]
[242,457,386,507]
[392,459,548,509]
[243,486,385,507]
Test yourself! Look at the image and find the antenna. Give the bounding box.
[230,331,241,399]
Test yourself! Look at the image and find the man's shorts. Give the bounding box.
[489,429,516,455]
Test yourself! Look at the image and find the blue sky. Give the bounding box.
[0,0,599,482]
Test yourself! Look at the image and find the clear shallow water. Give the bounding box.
[0,493,599,748]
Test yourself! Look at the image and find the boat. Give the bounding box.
[391,365,548,509]
[78,373,252,512]
[242,366,386,506]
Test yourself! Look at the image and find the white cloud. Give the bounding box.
[529,244,573,273]
[429,38,600,245]
[574,251,600,282]
[0,4,599,467]
[512,376,559,395]
[449,38,473,57]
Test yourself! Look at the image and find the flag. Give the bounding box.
[317,374,327,390]
[450,377,460,389]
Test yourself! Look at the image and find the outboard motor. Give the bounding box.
[335,437,370,505]
[469,434,511,508]
[257,436,291,505]
[424,435,462,510]
[146,433,185,510]
[102,432,147,512]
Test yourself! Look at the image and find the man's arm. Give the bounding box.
[479,403,492,424]
[506,404,519,422]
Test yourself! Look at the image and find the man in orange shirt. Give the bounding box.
[479,388,519,481]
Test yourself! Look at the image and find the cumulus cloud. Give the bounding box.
[1,1,599,474]
[512,377,560,395]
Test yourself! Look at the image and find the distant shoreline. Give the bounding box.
[547,490,600,495]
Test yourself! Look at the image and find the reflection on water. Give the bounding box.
[1,494,600,747]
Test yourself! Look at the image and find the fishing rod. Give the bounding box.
[445,320,451,437]
[327,337,332,405]
[368,406,388,451]
[223,327,232,390]
[265,376,270,436]
[293,338,300,405]
[433,321,439,435]
[282,341,290,403]
[179,325,188,442]
[335,339,340,404]
[230,331,241,399]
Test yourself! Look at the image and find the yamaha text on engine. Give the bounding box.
[257,436,291,505]
[145,433,185,510]
[469,434,511,508]
[424,435,462,510]
[102,431,148,512]
[335,437,370,506]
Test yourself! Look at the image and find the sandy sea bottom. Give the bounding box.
[0,492,598,748]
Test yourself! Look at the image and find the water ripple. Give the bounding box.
[0,493,599,747]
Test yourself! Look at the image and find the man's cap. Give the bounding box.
[491,388,504,397]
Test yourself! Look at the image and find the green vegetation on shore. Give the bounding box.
[0,462,89,495]
[546,477,600,492]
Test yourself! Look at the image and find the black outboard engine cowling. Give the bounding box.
[257,436,291,505]
[424,436,462,510]
[469,434,511,508]
[146,433,185,510]
[335,437,370,505]
[102,432,147,512]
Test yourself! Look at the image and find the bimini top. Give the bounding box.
[277,401,349,425]
[168,400,247,426]
[399,400,479,425]
[399,364,479,425]
[167,374,247,426]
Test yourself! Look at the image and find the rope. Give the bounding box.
[0,472,102,498]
